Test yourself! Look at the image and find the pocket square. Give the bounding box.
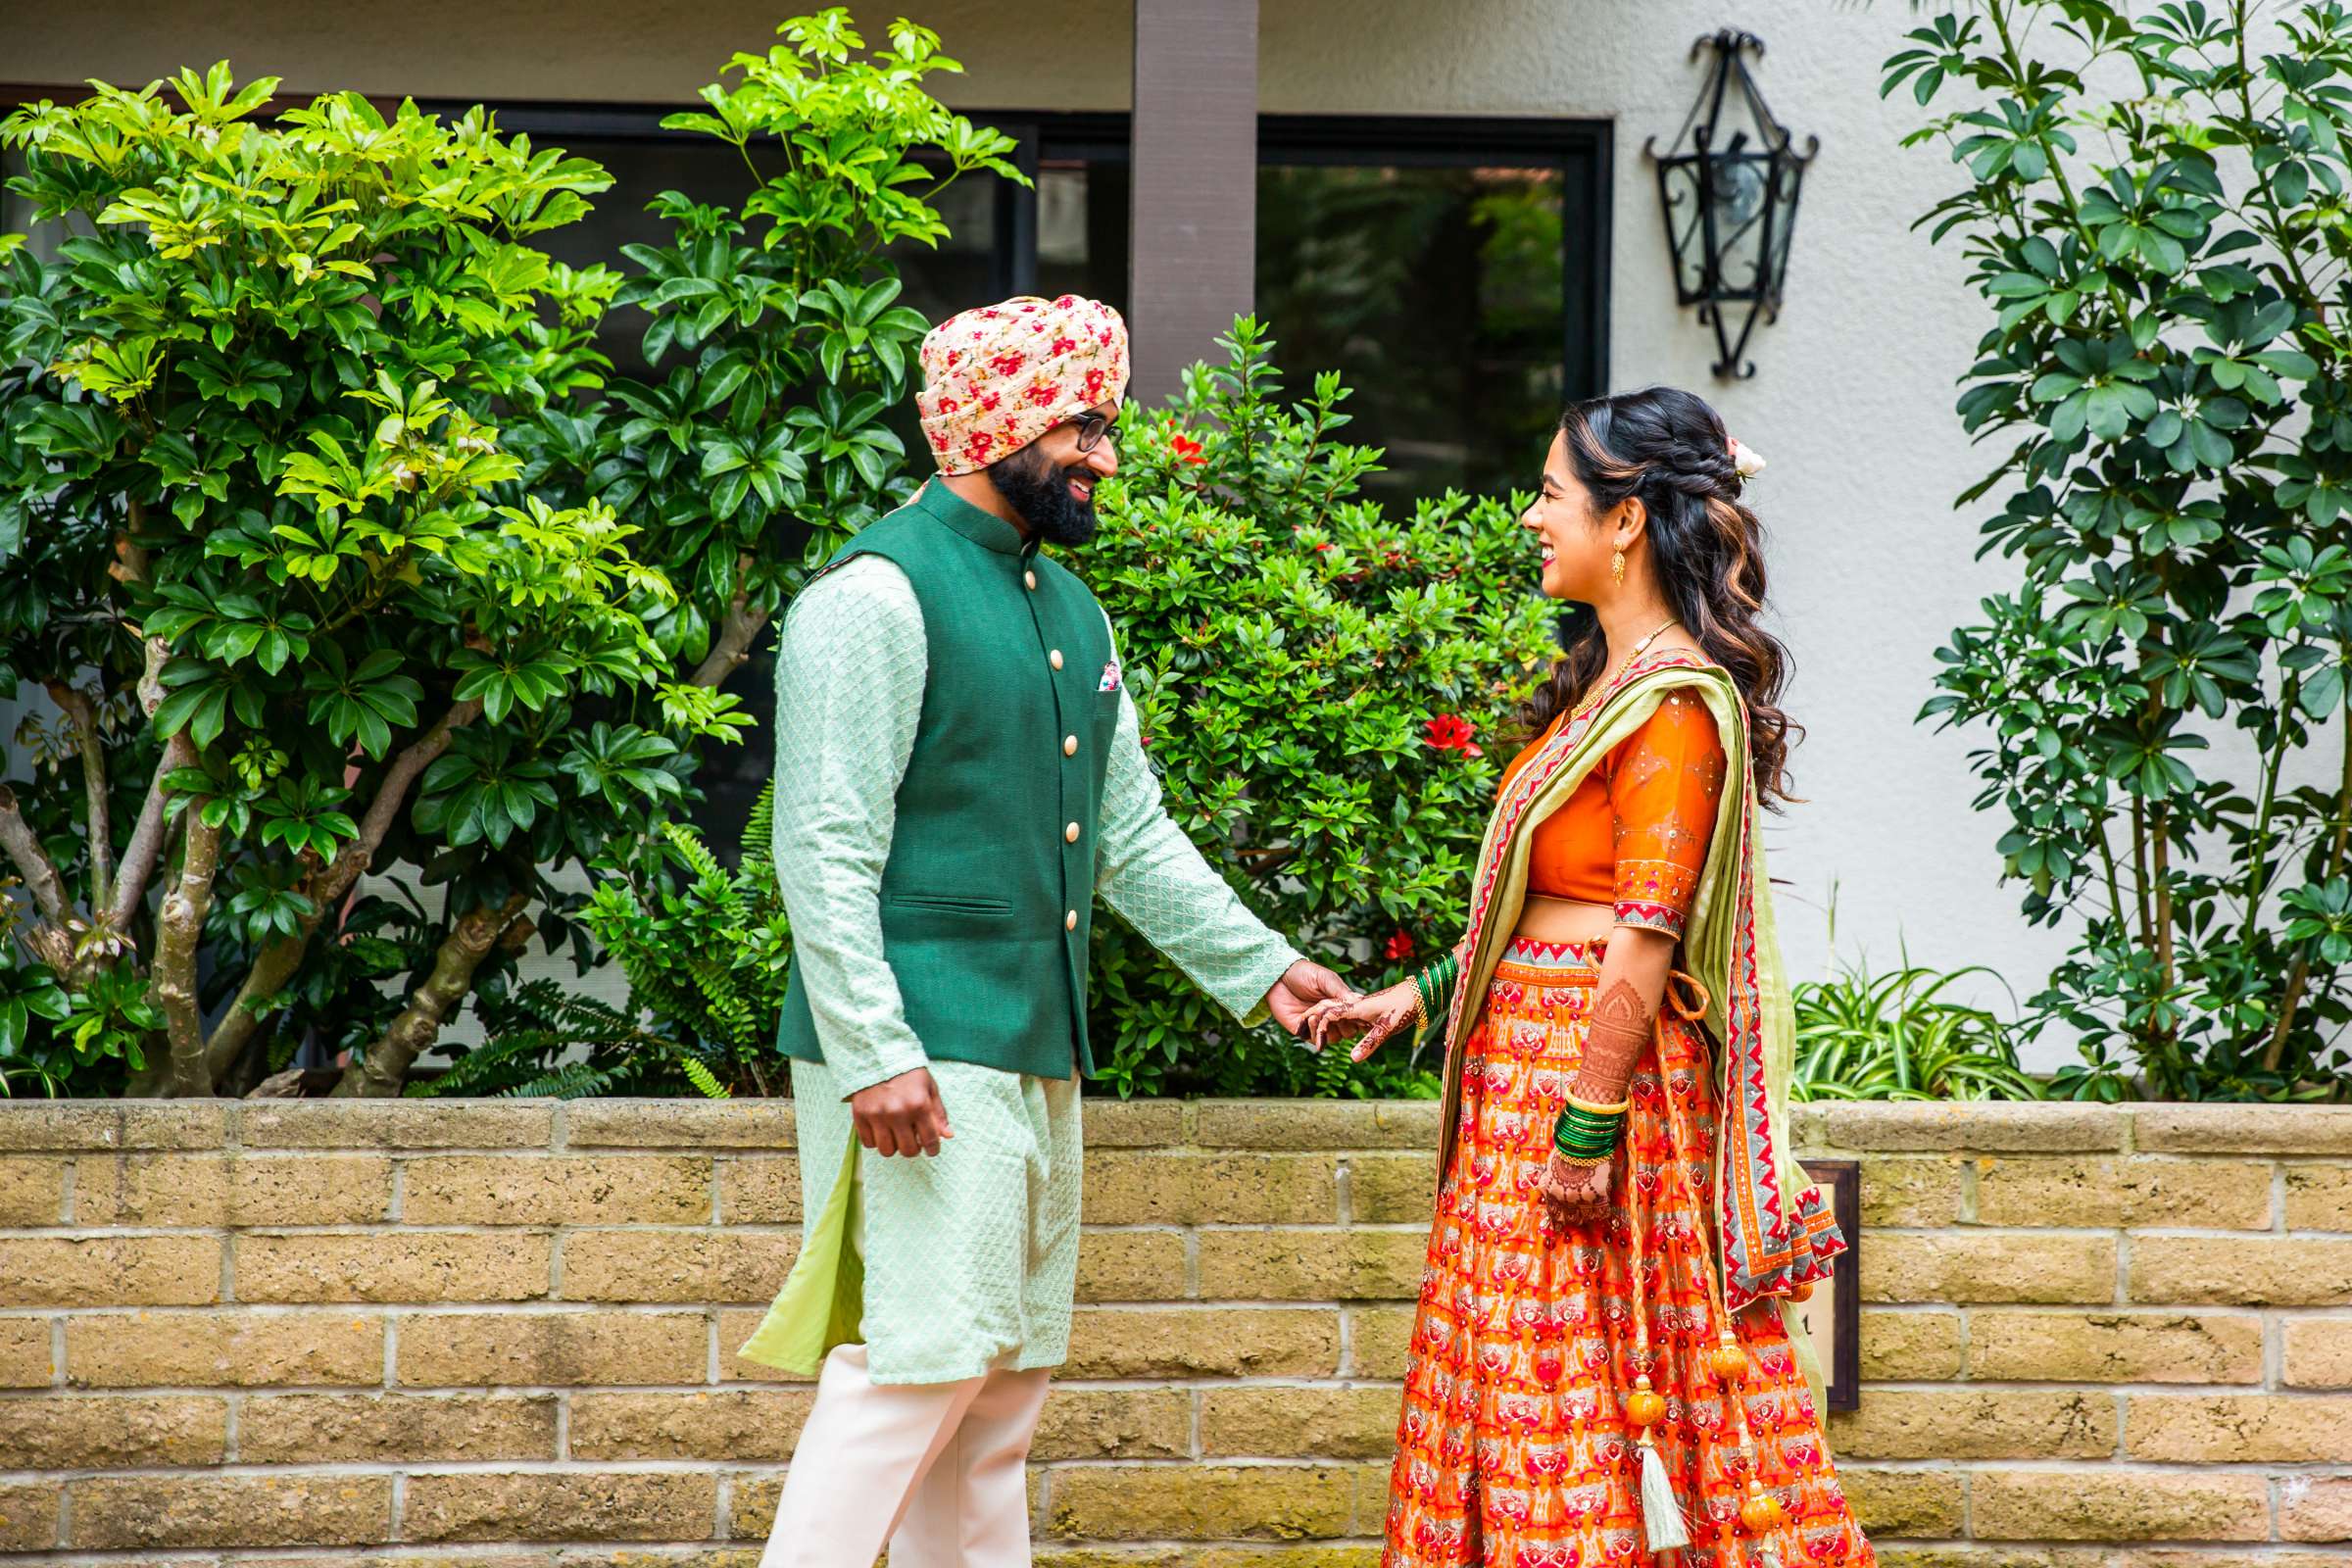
[1099,662,1122,693]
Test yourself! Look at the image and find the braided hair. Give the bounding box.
[1526,386,1799,807]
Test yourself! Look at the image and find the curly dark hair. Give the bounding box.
[1525,385,1799,806]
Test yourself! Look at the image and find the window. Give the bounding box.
[989,114,1612,501]
[500,107,1611,499]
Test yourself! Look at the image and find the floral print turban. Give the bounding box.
[915,294,1130,474]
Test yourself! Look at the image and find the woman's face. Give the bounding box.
[1520,431,1613,602]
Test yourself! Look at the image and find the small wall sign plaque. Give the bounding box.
[1794,1158,1860,1410]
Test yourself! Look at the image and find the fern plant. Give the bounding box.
[583,790,792,1065]
[411,979,732,1100]
[413,786,789,1098]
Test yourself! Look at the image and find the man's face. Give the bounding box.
[987,401,1121,547]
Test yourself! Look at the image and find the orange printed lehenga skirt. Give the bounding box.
[1382,938,1876,1568]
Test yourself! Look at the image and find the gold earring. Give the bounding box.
[1611,547,1626,585]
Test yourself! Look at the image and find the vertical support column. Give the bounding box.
[1127,0,1259,405]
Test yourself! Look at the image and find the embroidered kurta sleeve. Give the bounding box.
[769,555,932,1098]
[1606,688,1728,939]
[1095,628,1303,1025]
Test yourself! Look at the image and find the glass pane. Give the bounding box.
[1255,163,1565,501]
[1035,159,1129,316]
[0,148,72,267]
[1658,158,1710,301]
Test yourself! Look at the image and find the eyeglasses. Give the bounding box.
[1068,412,1116,453]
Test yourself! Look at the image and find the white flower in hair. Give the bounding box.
[1729,437,1766,479]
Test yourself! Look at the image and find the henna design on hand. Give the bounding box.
[1571,975,1650,1105]
[1541,1148,1613,1228]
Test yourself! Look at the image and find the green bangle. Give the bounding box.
[1555,1134,1618,1160]
[1554,1108,1624,1156]
[1415,955,1457,1016]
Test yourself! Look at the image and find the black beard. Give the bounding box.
[988,449,1099,547]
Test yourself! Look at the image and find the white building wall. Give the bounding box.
[11,2,2069,1059]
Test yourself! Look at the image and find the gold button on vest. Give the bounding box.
[1024,569,1037,590]
[1049,649,1063,670]
[1063,735,1077,756]
[1064,909,1078,931]
[1065,822,1081,842]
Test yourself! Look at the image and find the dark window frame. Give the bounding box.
[407,101,1615,402]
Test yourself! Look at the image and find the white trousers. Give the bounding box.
[760,1342,1052,1567]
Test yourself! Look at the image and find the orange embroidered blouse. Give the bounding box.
[1498,687,1728,938]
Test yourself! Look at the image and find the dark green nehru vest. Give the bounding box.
[775,481,1120,1080]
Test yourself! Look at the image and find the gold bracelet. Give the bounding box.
[1565,1091,1632,1115]
[1549,1150,1611,1169]
[1405,975,1428,1030]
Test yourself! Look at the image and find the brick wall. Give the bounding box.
[0,1098,2348,1565]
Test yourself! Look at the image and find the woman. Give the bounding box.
[1306,388,1873,1568]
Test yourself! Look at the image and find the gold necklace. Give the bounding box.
[1571,616,1681,722]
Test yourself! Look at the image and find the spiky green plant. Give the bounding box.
[1790,961,2043,1102]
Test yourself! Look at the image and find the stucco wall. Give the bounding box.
[6,1,2064,1054]
[4,1097,2352,1563]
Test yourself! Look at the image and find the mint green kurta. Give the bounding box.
[741,487,1301,1384]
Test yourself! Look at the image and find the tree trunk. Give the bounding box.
[47,683,112,915]
[689,559,769,689]
[0,784,73,930]
[109,737,192,935]
[153,811,222,1097]
[331,891,530,1098]
[201,699,482,1083]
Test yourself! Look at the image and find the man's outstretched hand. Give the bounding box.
[848,1066,954,1157]
[1264,959,1359,1047]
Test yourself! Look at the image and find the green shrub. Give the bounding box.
[0,69,726,1099]
[1078,319,1559,1099]
[1893,1,2352,1101]
[0,12,1020,1100]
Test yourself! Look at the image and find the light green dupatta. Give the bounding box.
[1432,651,1845,1315]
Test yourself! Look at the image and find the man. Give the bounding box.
[748,294,1353,1566]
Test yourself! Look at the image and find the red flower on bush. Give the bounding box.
[1385,930,1415,961]
[1425,714,1476,753]
[1169,433,1206,465]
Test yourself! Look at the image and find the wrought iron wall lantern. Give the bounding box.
[1645,28,1818,379]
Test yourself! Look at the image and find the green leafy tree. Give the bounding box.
[514,9,1024,693]
[1080,319,1558,1098]
[1891,0,2352,1099]
[0,69,736,1097]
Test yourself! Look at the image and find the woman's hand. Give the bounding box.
[1541,1150,1612,1229]
[1302,981,1422,1062]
